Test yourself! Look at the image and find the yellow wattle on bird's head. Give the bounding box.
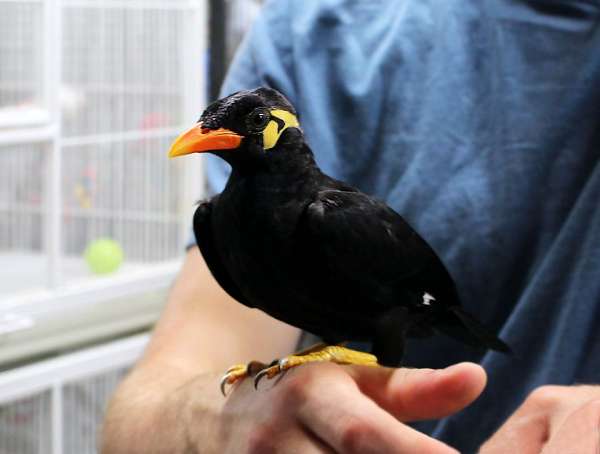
[262,109,300,150]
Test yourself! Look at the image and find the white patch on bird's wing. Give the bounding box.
[382,221,394,238]
[422,293,436,306]
[311,201,325,217]
[322,197,340,207]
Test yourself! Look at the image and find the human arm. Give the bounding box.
[101,247,487,454]
[480,385,600,454]
[100,247,301,453]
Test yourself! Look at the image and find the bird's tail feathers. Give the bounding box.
[436,306,511,354]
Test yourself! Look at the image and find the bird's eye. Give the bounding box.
[246,108,271,132]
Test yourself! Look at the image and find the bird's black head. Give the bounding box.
[168,87,301,162]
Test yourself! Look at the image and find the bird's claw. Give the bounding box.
[254,363,281,389]
[220,361,271,396]
[254,359,286,389]
[220,364,249,396]
[221,347,378,395]
[219,374,231,396]
[253,368,270,389]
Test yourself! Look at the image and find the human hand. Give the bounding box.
[185,361,486,454]
[480,385,600,454]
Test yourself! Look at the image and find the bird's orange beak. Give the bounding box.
[168,123,243,158]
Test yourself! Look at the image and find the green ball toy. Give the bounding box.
[85,238,124,275]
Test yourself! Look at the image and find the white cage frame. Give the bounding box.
[0,333,149,454]
[0,0,207,364]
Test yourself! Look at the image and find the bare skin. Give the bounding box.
[101,248,485,453]
[480,385,600,454]
[101,248,600,453]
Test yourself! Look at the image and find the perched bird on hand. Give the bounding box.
[169,87,510,394]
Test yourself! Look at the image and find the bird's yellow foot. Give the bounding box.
[254,345,378,389]
[220,360,267,396]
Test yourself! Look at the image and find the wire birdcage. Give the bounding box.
[0,1,262,452]
[0,0,205,297]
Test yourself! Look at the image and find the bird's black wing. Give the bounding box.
[297,189,458,306]
[193,200,252,307]
[297,189,511,356]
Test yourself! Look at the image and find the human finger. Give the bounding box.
[347,362,487,421]
[478,409,547,454]
[243,425,337,454]
[295,370,459,454]
[479,385,593,454]
[541,399,600,454]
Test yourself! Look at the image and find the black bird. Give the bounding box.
[169,87,510,393]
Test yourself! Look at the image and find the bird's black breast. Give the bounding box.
[208,176,323,323]
[193,199,252,307]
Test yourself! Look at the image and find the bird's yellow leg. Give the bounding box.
[220,343,330,395]
[254,345,378,388]
[220,345,378,395]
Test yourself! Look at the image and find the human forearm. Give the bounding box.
[101,360,225,454]
[101,362,189,454]
[101,248,300,453]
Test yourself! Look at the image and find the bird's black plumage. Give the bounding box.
[183,87,509,366]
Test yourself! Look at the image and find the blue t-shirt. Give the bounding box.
[203,0,600,451]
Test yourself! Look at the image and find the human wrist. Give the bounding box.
[178,371,228,454]
[101,363,201,454]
